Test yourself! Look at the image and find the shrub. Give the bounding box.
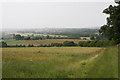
[51,43,63,47]
[0,41,7,47]
[28,44,34,47]
[63,41,76,46]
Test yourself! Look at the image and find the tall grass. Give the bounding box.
[2,46,118,78]
[85,46,118,78]
[2,47,101,78]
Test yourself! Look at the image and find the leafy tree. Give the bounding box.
[51,43,63,47]
[46,35,50,39]
[78,41,84,47]
[28,44,34,47]
[90,35,95,40]
[99,2,120,44]
[63,41,76,46]
[24,37,30,40]
[13,34,24,40]
[38,44,44,47]
[0,41,7,47]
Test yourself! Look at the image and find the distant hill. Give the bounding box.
[17,28,99,37]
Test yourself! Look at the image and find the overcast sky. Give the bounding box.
[1,0,115,29]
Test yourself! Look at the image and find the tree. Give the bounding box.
[46,35,50,39]
[99,2,120,44]
[63,41,76,46]
[90,35,95,40]
[13,34,24,40]
[28,44,34,47]
[51,43,63,47]
[0,41,7,47]
[24,37,30,40]
[78,41,84,47]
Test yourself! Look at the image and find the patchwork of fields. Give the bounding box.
[4,39,89,46]
[24,39,89,46]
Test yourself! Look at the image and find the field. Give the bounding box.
[2,46,118,78]
[4,39,25,45]
[3,39,89,46]
[24,39,89,46]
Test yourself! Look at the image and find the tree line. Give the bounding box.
[11,34,106,40]
[0,40,115,47]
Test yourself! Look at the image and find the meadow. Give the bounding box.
[2,46,118,78]
[4,39,25,45]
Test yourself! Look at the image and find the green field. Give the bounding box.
[2,47,118,78]
[4,39,25,45]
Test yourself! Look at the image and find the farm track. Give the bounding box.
[80,49,105,63]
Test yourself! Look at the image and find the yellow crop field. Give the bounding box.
[2,47,118,78]
[2,47,102,78]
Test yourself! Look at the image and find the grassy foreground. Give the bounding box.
[85,46,118,78]
[2,46,118,78]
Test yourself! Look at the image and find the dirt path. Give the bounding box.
[80,54,99,64]
[80,49,105,64]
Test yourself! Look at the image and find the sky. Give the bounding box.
[1,0,116,29]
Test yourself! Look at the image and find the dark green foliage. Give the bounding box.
[28,44,34,47]
[81,62,87,65]
[37,44,50,47]
[63,41,76,46]
[24,37,30,40]
[13,34,24,40]
[51,43,63,47]
[37,44,44,47]
[31,36,42,40]
[0,41,7,47]
[78,40,115,47]
[7,44,26,47]
[99,2,120,44]
[90,35,95,40]
[46,35,49,39]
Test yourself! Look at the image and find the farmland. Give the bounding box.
[4,39,25,45]
[24,39,89,46]
[3,39,89,46]
[2,46,118,78]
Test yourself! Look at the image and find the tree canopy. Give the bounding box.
[0,41,7,47]
[99,2,120,44]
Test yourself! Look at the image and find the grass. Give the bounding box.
[4,39,25,45]
[85,46,118,78]
[2,47,102,78]
[2,46,118,78]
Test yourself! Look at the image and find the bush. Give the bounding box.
[63,41,76,46]
[78,40,116,47]
[51,43,63,47]
[28,44,34,47]
[0,41,7,47]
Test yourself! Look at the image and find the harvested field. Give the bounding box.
[24,39,89,46]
